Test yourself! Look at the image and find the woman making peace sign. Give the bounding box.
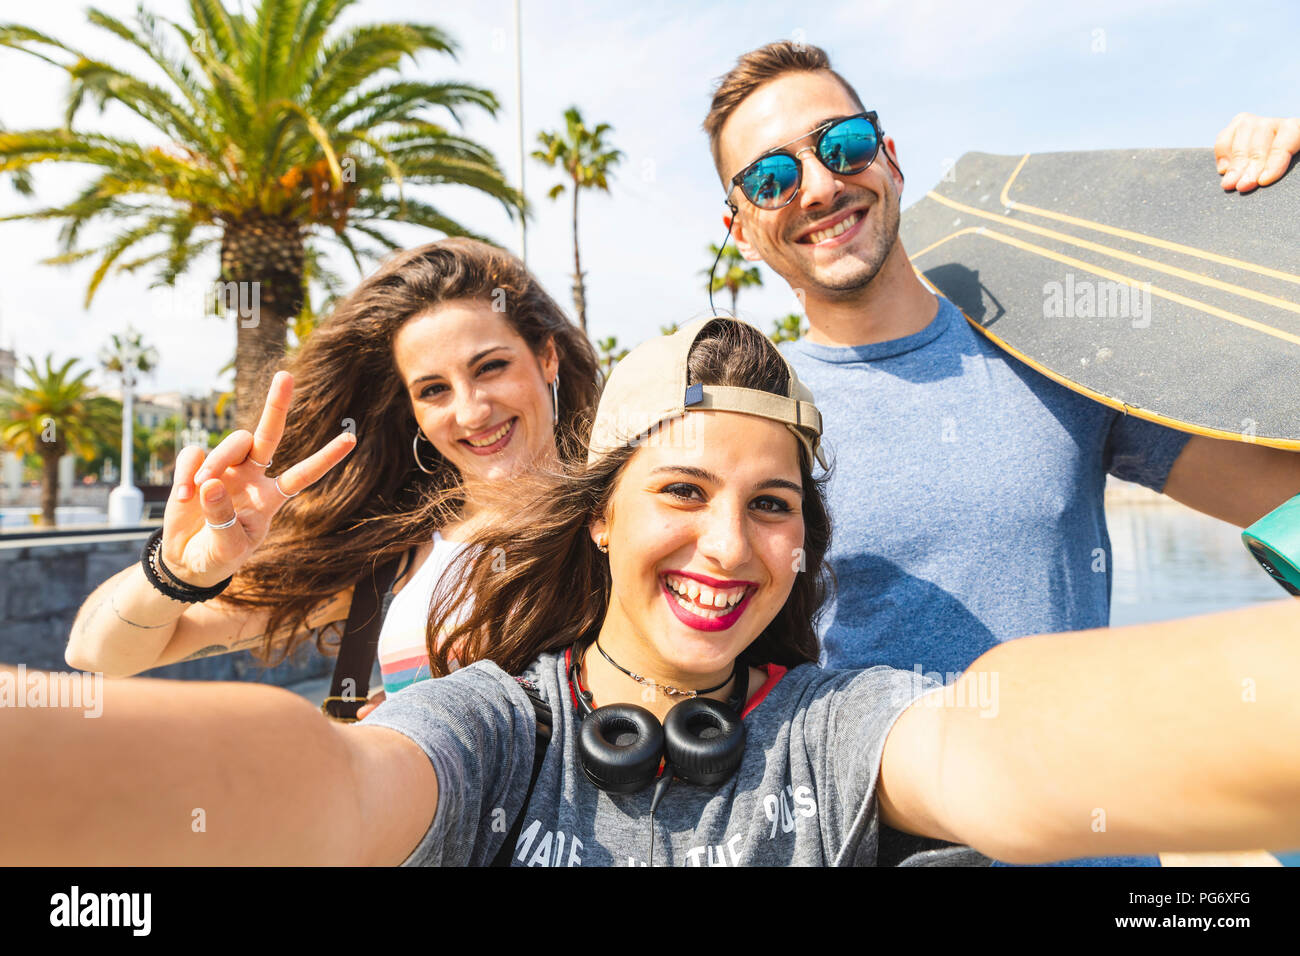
[65,239,601,713]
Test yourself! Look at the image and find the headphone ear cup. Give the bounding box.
[578,704,665,794]
[663,697,746,787]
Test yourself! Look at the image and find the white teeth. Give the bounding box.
[664,574,747,613]
[674,593,727,618]
[807,211,862,244]
[467,420,512,447]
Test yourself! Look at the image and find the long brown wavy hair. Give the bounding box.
[219,238,602,662]
[426,317,834,676]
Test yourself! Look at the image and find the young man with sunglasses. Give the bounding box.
[703,43,1299,865]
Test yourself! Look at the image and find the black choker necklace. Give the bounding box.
[592,639,738,699]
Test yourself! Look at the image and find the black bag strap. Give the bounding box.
[320,550,412,721]
[491,679,552,867]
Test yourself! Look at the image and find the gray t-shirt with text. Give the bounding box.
[362,650,990,867]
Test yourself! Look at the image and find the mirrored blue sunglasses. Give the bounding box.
[729,112,884,211]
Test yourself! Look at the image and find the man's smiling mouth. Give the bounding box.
[796,208,864,244]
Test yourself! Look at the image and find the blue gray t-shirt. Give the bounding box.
[781,296,1191,678]
[362,650,990,867]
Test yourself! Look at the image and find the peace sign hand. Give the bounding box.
[159,371,357,588]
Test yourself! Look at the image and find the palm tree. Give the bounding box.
[769,314,805,344]
[0,356,119,526]
[533,106,622,332]
[594,336,628,375]
[213,245,343,418]
[0,0,524,408]
[703,243,763,316]
[0,120,33,195]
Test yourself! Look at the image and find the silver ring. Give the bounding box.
[247,455,271,468]
[205,515,239,530]
[274,476,299,499]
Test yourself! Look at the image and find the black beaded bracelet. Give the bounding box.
[140,528,233,603]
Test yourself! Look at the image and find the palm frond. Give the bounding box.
[307,22,457,117]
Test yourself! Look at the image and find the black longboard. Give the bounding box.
[899,149,1300,450]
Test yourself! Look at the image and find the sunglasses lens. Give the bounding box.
[819,116,879,173]
[740,155,800,208]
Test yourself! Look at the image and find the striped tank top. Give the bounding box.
[376,531,471,695]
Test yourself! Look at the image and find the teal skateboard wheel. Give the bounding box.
[1242,495,1300,596]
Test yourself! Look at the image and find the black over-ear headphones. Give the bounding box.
[566,642,748,794]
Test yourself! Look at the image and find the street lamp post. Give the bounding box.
[102,330,156,527]
[514,0,526,264]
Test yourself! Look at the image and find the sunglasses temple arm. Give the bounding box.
[878,130,904,184]
[708,213,737,317]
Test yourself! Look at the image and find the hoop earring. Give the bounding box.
[412,430,439,475]
[551,373,560,426]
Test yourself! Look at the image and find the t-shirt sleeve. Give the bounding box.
[360,660,537,866]
[806,665,979,865]
[1102,411,1192,492]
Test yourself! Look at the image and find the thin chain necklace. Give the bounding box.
[593,639,736,699]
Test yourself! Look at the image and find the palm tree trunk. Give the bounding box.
[40,450,59,527]
[221,213,304,417]
[571,177,586,332]
[730,286,738,316]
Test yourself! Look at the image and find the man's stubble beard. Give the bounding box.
[789,185,901,298]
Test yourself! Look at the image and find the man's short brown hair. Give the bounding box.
[703,41,865,183]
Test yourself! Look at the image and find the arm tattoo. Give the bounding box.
[177,633,267,662]
[179,644,229,662]
[110,588,177,629]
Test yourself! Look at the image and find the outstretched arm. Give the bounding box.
[1161,435,1300,528]
[880,599,1300,863]
[0,672,435,865]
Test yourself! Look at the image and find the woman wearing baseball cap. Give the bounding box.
[6,317,1300,865]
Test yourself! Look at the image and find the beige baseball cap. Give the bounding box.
[587,317,828,470]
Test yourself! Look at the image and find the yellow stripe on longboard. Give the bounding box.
[924,190,1300,320]
[911,225,1300,349]
[998,153,1300,287]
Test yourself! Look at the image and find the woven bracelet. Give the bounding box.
[140,528,233,603]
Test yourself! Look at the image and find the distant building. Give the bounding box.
[134,391,184,429]
[183,390,237,434]
[92,388,233,433]
[0,346,15,387]
[92,388,183,428]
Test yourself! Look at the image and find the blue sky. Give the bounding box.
[1,0,1297,395]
